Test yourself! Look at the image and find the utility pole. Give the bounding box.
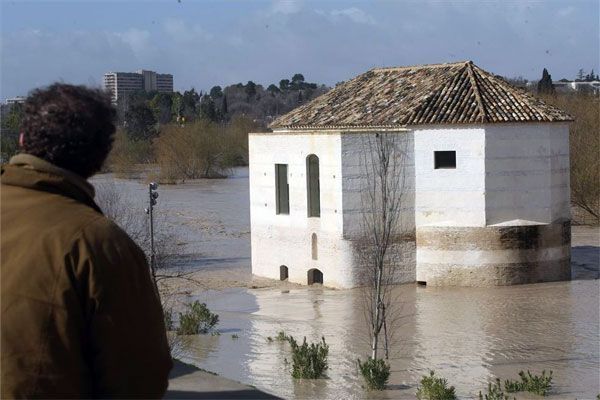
[145,182,159,283]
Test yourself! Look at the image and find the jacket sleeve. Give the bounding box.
[74,218,173,399]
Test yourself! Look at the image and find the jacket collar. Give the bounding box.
[2,154,102,213]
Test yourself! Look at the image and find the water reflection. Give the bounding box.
[182,281,599,399]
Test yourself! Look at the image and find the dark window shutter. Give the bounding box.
[307,155,320,217]
[275,164,289,214]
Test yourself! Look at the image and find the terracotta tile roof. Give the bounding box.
[270,61,572,130]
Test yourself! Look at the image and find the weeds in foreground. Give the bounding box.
[357,357,390,390]
[504,370,553,396]
[416,370,457,400]
[177,301,219,335]
[479,379,514,400]
[276,330,288,341]
[288,336,329,379]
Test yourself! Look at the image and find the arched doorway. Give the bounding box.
[307,268,323,285]
[280,265,289,281]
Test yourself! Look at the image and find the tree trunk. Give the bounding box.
[371,265,383,360]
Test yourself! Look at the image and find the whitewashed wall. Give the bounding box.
[414,126,486,227]
[249,132,356,288]
[484,123,570,225]
[340,132,417,283]
[549,123,571,221]
[251,123,570,288]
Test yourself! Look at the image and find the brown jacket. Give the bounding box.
[1,154,172,398]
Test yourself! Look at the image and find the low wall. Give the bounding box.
[416,221,571,286]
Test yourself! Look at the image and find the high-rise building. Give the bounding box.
[103,70,173,103]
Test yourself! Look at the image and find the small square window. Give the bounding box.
[434,151,456,169]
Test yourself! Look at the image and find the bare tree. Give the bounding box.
[94,180,206,354]
[542,93,600,224]
[356,131,410,362]
[95,180,206,283]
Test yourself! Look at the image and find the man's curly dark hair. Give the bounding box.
[21,83,116,178]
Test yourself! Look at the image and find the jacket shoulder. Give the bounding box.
[77,216,147,263]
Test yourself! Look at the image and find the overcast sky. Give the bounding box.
[1,0,598,99]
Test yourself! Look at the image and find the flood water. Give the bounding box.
[93,168,600,399]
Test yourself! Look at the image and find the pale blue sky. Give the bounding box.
[1,0,598,99]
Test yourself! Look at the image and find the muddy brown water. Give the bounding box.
[93,168,599,399]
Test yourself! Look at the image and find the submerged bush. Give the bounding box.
[416,370,457,400]
[154,120,231,183]
[105,129,154,176]
[479,379,513,400]
[288,336,329,379]
[177,301,219,335]
[504,370,553,396]
[358,357,390,390]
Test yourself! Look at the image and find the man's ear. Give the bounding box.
[18,132,24,148]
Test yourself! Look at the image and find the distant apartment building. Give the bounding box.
[1,96,26,118]
[5,96,26,105]
[103,70,173,103]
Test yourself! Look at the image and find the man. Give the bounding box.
[1,83,172,398]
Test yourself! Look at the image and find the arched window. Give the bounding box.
[306,154,320,217]
[311,233,318,260]
[307,268,323,285]
[280,265,289,281]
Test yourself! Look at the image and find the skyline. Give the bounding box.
[1,0,599,99]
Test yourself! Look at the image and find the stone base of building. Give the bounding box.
[415,220,571,287]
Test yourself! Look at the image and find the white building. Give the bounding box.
[249,61,573,288]
[103,70,173,103]
[5,96,26,105]
[554,80,600,95]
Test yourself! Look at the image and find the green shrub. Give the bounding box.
[276,330,288,341]
[288,336,329,379]
[504,370,553,396]
[177,301,219,335]
[358,357,390,390]
[416,370,457,400]
[479,379,513,400]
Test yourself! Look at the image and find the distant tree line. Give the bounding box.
[503,67,600,95]
[0,103,23,162]
[573,68,599,82]
[118,73,329,142]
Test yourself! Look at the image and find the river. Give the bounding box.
[93,168,600,399]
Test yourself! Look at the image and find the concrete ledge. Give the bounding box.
[416,220,570,250]
[166,359,280,399]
